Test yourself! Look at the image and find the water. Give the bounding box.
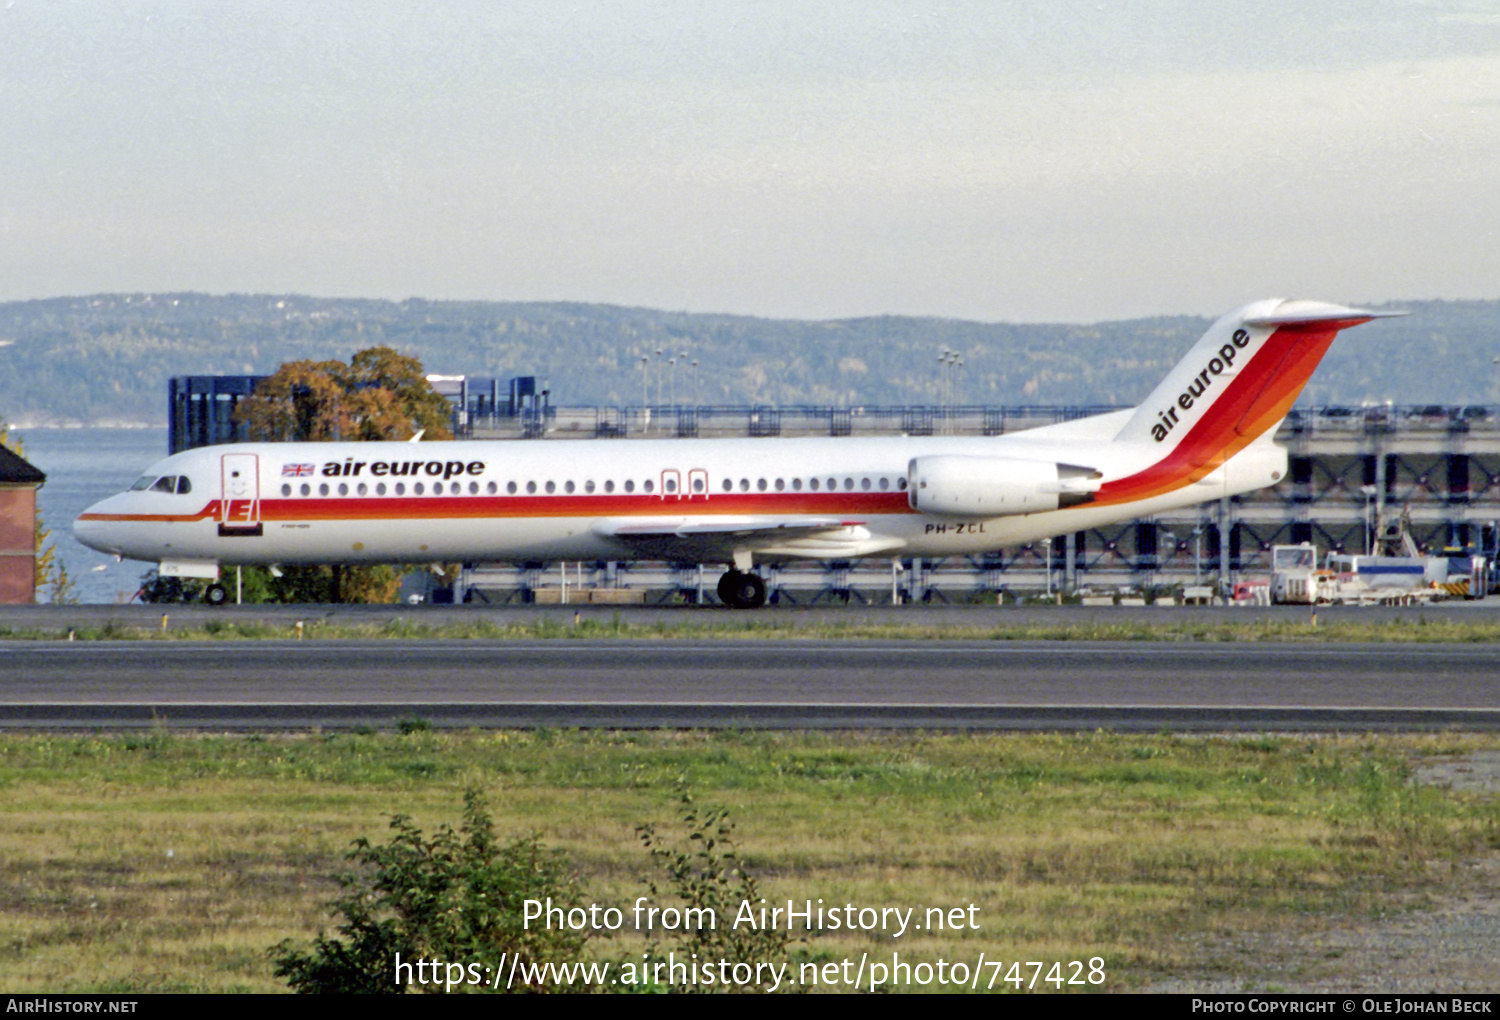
[13,427,169,604]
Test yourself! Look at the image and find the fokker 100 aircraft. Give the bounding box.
[76,299,1395,607]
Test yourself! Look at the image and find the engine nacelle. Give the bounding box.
[908,455,1101,516]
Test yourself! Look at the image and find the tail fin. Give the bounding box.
[1099,299,1401,505]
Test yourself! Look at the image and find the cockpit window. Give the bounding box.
[140,476,192,494]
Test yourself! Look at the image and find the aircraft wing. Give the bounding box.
[594,517,906,563]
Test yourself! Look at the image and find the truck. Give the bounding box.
[1270,543,1491,605]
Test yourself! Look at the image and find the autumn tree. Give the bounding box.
[235,347,453,442]
[233,348,454,603]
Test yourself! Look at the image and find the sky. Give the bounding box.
[4,1,1500,322]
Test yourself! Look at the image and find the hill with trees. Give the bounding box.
[0,292,1492,425]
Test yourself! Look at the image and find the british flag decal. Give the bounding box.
[282,463,315,477]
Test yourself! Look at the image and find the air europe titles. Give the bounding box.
[1152,328,1253,443]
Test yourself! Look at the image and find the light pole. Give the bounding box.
[938,349,956,432]
[953,354,964,422]
[1360,484,1377,555]
[640,356,650,433]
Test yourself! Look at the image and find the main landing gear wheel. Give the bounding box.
[716,570,767,609]
[203,583,229,607]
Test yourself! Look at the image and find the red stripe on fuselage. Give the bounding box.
[80,491,916,525]
[77,503,221,524]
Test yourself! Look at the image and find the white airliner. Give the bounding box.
[76,299,1395,607]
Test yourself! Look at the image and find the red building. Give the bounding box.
[0,444,46,603]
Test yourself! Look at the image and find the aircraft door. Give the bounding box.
[219,453,263,537]
[688,468,709,500]
[660,469,683,501]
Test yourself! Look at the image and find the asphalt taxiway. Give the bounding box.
[2,603,1497,730]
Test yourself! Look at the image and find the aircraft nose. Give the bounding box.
[74,499,120,555]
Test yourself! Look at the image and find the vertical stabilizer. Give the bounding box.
[1098,299,1398,505]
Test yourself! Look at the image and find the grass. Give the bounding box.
[1,730,1497,992]
[8,612,1500,644]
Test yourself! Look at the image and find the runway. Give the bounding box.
[3,637,1498,731]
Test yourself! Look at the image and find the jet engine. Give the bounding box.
[908,455,1102,516]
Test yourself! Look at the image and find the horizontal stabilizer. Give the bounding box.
[1241,301,1405,327]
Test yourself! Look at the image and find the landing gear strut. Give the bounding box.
[716,570,767,609]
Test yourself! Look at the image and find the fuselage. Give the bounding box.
[74,298,1396,597]
[73,425,1283,570]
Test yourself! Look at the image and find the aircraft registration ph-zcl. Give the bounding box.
[76,299,1397,608]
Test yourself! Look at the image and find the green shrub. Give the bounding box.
[635,791,794,992]
[271,790,593,993]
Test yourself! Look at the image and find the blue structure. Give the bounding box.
[168,376,261,454]
[169,374,548,452]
